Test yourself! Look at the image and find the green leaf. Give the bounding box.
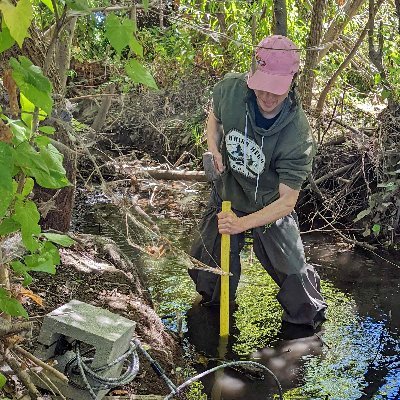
[65,0,89,11]
[129,37,143,57]
[0,23,15,53]
[143,0,149,12]
[13,142,70,189]
[0,288,28,318]
[39,125,56,135]
[125,59,158,90]
[0,142,14,218]
[42,232,75,247]
[105,14,135,55]
[0,372,6,388]
[11,260,33,286]
[40,0,54,12]
[10,56,53,115]
[0,217,20,235]
[21,177,35,198]
[0,0,33,47]
[42,241,61,265]
[13,199,41,251]
[372,224,381,235]
[20,93,46,129]
[35,135,52,147]
[24,253,56,274]
[8,118,30,143]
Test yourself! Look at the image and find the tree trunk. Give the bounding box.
[272,0,287,36]
[317,0,366,63]
[34,119,77,232]
[55,17,78,95]
[91,83,116,132]
[298,0,327,109]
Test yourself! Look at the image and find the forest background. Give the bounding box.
[0,0,400,398]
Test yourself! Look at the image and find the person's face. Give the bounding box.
[254,88,289,116]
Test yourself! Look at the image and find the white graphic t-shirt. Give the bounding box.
[225,129,266,179]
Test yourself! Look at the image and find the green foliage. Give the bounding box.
[105,14,137,56]
[0,288,29,318]
[0,372,6,389]
[0,6,73,318]
[0,23,15,53]
[10,56,53,115]
[125,59,158,89]
[0,0,33,47]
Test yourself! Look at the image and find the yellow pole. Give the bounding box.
[220,200,231,338]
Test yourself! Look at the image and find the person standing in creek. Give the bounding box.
[189,35,327,330]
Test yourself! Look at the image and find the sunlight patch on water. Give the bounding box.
[233,258,281,355]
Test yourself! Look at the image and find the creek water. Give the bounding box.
[73,188,400,400]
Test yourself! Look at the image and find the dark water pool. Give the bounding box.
[73,194,400,400]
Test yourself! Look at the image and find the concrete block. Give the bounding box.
[34,300,136,400]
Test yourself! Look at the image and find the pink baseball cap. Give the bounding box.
[247,35,300,95]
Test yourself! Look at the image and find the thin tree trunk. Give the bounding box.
[299,0,327,109]
[272,0,287,36]
[91,83,116,132]
[317,0,366,63]
[55,17,77,95]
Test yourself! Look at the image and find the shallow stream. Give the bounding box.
[73,187,400,400]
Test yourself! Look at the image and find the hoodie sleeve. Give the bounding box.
[212,80,223,122]
[275,113,316,190]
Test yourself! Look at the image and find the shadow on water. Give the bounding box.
[74,193,400,400]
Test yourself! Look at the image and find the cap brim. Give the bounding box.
[247,70,293,95]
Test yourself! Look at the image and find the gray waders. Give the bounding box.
[188,189,327,328]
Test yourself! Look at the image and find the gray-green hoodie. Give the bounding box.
[212,72,315,213]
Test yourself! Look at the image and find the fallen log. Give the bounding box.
[139,168,208,182]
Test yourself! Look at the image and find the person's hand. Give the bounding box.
[211,150,225,173]
[217,211,246,235]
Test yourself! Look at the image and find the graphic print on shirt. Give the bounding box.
[225,129,265,178]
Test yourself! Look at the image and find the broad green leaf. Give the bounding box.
[39,125,56,135]
[24,253,56,274]
[20,93,46,128]
[65,0,89,11]
[35,135,52,147]
[8,118,29,143]
[0,372,6,388]
[13,142,70,189]
[0,0,33,47]
[0,288,28,318]
[0,217,20,235]
[142,0,149,12]
[125,59,158,90]
[129,37,143,57]
[42,241,61,265]
[10,56,53,115]
[105,14,135,55]
[13,199,41,251]
[0,23,15,53]
[40,0,54,12]
[0,142,14,218]
[42,232,75,247]
[11,260,33,286]
[22,177,35,197]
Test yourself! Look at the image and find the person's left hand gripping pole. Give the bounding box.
[220,200,231,339]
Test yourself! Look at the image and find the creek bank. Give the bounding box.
[22,232,189,398]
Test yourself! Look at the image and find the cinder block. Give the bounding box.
[34,300,136,400]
